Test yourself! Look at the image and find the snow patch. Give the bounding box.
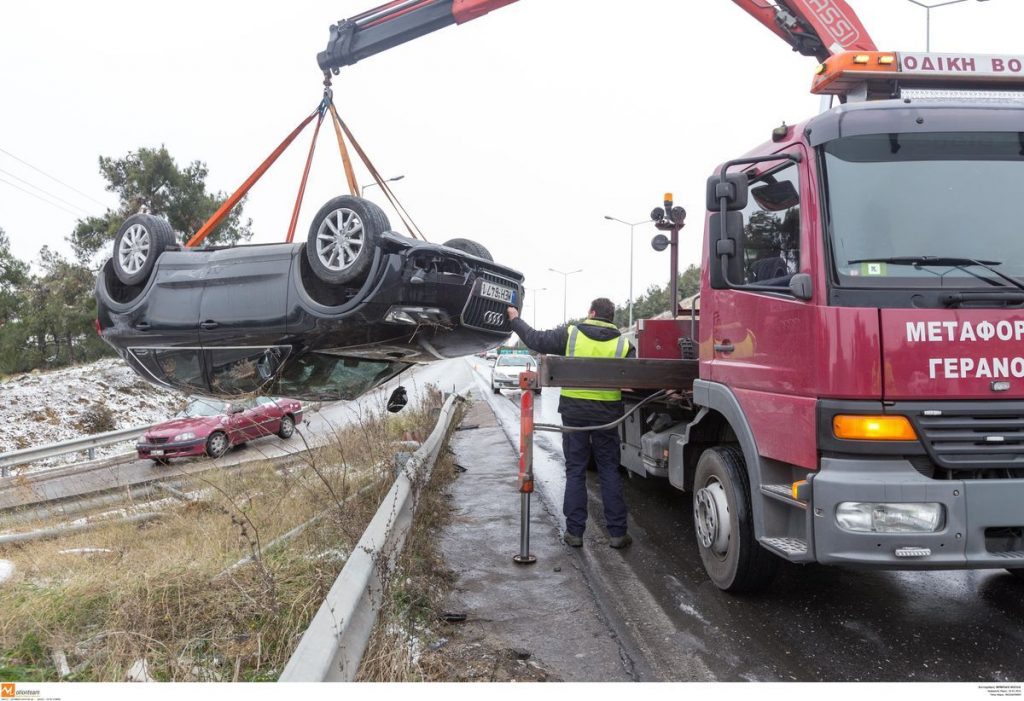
[0,559,14,584]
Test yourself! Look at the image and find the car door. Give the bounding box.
[254,396,284,436]
[198,245,292,347]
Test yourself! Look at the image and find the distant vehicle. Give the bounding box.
[491,353,539,394]
[485,349,499,360]
[96,195,524,401]
[137,396,303,464]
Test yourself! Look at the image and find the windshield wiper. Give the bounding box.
[848,256,1024,293]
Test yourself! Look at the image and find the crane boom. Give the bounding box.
[318,0,877,73]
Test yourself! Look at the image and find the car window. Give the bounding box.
[273,353,412,401]
[183,397,228,417]
[208,347,289,395]
[129,348,207,394]
[496,355,534,366]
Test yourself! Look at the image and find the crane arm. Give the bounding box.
[318,0,519,72]
[731,0,876,62]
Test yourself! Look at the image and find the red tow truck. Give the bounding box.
[320,0,1024,591]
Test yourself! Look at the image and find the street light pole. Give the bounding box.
[548,268,582,325]
[605,215,652,328]
[525,286,547,328]
[360,174,405,196]
[905,0,990,51]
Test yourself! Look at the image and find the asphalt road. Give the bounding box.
[467,358,1024,683]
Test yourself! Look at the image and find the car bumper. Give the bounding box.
[491,376,519,388]
[811,457,1024,569]
[137,438,207,460]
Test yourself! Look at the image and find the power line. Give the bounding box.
[0,174,82,217]
[0,146,108,208]
[0,166,90,215]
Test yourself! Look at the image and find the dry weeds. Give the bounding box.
[0,387,445,682]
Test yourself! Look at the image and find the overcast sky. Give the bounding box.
[3,0,1023,330]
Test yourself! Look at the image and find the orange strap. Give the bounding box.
[286,110,326,243]
[186,109,319,248]
[329,103,360,197]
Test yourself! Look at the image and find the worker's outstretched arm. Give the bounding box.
[507,307,568,356]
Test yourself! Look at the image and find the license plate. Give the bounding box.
[150,449,164,456]
[480,281,515,304]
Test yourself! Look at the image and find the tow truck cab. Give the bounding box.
[626,52,1024,586]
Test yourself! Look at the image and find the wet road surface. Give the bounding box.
[467,358,1024,682]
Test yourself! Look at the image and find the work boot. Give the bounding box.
[609,533,633,549]
[563,532,583,548]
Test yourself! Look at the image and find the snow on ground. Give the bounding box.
[0,358,187,471]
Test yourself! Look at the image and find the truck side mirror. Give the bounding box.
[789,273,813,301]
[706,173,749,212]
[709,212,745,289]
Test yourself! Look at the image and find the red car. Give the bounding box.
[137,396,303,464]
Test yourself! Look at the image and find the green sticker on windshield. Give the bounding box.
[860,262,888,276]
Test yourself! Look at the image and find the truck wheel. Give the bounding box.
[443,238,493,262]
[306,196,382,285]
[112,213,176,286]
[692,445,777,592]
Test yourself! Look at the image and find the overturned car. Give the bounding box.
[96,195,523,400]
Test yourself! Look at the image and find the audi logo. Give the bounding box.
[483,311,505,326]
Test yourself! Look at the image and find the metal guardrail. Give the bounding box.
[279,393,464,682]
[0,425,150,477]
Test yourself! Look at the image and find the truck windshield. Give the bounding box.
[823,132,1024,288]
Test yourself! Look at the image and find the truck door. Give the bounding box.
[706,146,821,469]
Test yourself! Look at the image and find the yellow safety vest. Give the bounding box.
[561,319,630,402]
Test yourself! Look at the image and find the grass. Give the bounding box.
[0,386,447,682]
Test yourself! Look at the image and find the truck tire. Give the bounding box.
[443,238,493,262]
[306,196,382,285]
[112,213,176,286]
[692,445,778,592]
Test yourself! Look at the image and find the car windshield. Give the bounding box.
[273,352,412,401]
[823,132,1024,288]
[183,398,227,417]
[496,355,533,366]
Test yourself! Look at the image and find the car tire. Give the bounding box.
[278,414,295,439]
[492,386,501,394]
[443,238,493,262]
[306,196,381,286]
[112,213,176,286]
[151,457,169,466]
[693,445,778,592]
[206,431,230,459]
[363,200,392,234]
[533,388,542,394]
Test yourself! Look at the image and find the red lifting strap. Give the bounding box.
[286,110,327,243]
[186,109,319,248]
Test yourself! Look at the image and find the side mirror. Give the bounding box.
[789,273,813,301]
[708,212,745,289]
[706,173,749,212]
[387,386,408,413]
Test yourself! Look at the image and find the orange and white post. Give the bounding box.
[513,369,537,564]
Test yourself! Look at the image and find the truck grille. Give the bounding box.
[461,272,519,334]
[912,407,1024,471]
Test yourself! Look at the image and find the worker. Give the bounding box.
[506,298,635,549]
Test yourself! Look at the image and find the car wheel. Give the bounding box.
[693,445,778,592]
[363,199,392,234]
[278,414,295,439]
[151,457,169,466]
[112,213,176,286]
[306,196,381,285]
[442,238,493,262]
[206,431,230,459]
[533,388,542,394]
[492,386,501,394]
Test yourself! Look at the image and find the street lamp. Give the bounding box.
[525,286,547,328]
[360,174,405,196]
[905,0,991,51]
[604,215,653,329]
[548,268,582,325]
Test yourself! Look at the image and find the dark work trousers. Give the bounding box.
[560,414,629,538]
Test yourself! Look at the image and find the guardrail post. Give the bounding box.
[514,371,537,565]
[87,448,95,461]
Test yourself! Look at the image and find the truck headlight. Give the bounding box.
[836,502,944,533]
[173,432,196,442]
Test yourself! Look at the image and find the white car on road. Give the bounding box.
[491,354,540,394]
